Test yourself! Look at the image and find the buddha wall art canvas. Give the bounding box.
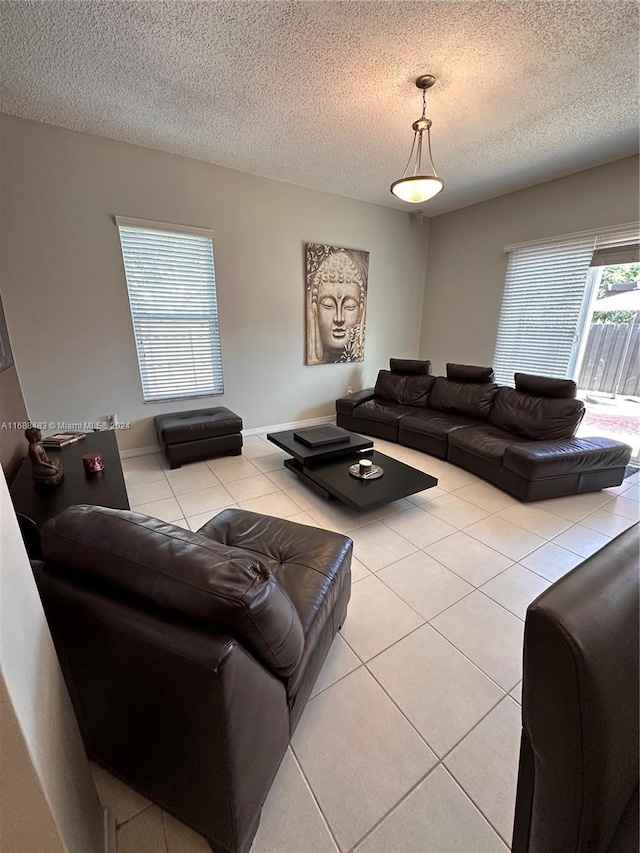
[305,243,369,365]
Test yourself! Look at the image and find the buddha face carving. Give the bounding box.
[306,246,368,365]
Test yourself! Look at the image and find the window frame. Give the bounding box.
[116,216,224,404]
[494,222,640,385]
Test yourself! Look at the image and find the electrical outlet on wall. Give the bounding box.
[346,386,353,395]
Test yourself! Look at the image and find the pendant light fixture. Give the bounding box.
[390,75,444,203]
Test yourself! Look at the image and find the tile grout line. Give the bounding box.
[159,809,170,853]
[426,617,523,695]
[360,608,518,695]
[345,761,443,853]
[342,543,526,693]
[346,689,514,853]
[287,746,343,853]
[346,688,519,852]
[438,764,512,850]
[357,541,527,635]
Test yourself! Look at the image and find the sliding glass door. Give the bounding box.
[494,224,640,467]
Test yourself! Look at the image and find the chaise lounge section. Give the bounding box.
[336,359,632,502]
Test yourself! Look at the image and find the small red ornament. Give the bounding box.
[83,453,104,474]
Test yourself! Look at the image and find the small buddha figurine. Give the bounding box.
[25,428,63,486]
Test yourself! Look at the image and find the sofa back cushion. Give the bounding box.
[446,363,496,384]
[490,387,584,440]
[375,369,435,406]
[515,373,577,399]
[427,377,499,421]
[41,505,305,678]
[389,358,432,375]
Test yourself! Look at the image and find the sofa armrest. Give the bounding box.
[336,387,376,416]
[512,526,639,853]
[504,436,632,479]
[33,560,289,853]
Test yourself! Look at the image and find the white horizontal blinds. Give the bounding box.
[493,234,596,385]
[590,224,640,267]
[117,221,223,402]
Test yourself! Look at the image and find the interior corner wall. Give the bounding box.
[0,472,104,853]
[0,363,29,479]
[0,116,429,452]
[419,155,640,375]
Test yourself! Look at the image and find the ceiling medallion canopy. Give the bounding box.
[390,74,445,204]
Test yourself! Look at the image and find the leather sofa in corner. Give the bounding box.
[32,504,352,853]
[336,359,632,501]
[512,523,639,853]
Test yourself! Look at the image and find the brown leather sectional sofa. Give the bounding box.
[336,359,632,501]
[33,504,353,853]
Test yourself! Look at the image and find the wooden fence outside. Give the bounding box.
[577,321,640,397]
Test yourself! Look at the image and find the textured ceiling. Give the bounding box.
[1,1,638,215]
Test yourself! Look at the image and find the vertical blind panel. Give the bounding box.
[118,225,224,402]
[493,235,596,385]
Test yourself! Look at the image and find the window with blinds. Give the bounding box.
[116,217,223,403]
[493,223,640,386]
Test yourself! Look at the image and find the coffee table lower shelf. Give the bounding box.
[284,450,438,512]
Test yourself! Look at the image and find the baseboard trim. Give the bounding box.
[119,416,336,459]
[242,415,335,437]
[120,444,160,459]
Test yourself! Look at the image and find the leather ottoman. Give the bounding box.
[155,407,243,469]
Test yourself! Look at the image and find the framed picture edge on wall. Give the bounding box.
[304,242,369,366]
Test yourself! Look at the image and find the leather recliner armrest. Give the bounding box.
[336,387,376,415]
[503,436,632,479]
[513,526,639,853]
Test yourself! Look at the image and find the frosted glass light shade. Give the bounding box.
[390,175,445,203]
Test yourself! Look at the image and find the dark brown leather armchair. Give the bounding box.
[33,505,352,853]
[512,523,639,853]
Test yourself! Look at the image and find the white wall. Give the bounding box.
[0,363,29,478]
[419,156,640,375]
[0,115,429,451]
[0,473,104,852]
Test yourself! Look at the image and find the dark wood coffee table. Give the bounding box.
[267,426,373,466]
[10,431,129,554]
[267,427,438,512]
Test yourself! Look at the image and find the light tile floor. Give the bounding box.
[94,434,639,853]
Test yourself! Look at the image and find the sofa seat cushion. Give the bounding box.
[352,399,419,425]
[155,407,242,445]
[427,377,499,421]
[197,509,353,697]
[400,410,476,438]
[449,424,532,462]
[42,505,305,678]
[504,437,632,479]
[374,370,435,406]
[490,387,584,440]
